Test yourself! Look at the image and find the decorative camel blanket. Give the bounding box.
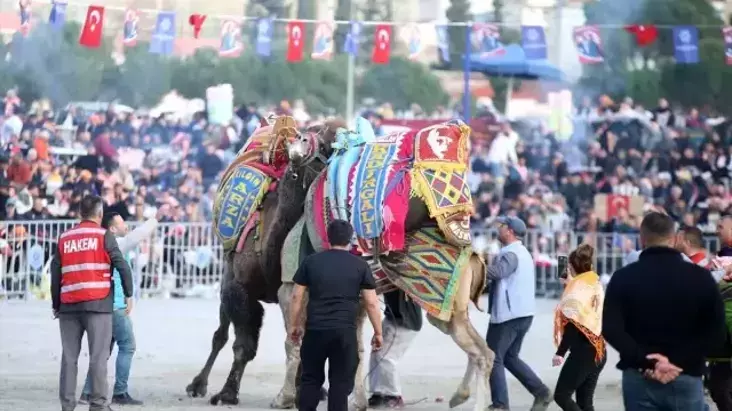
[214,165,271,251]
[381,226,473,322]
[281,216,311,283]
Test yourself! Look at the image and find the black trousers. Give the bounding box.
[298,328,358,411]
[709,362,732,411]
[553,349,606,411]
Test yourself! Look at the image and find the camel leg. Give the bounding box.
[271,283,302,409]
[186,302,231,398]
[210,281,265,406]
[349,305,368,411]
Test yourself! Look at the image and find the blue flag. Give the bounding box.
[673,26,699,64]
[255,18,273,57]
[521,26,547,60]
[436,25,450,62]
[49,0,67,30]
[149,11,176,56]
[344,22,361,56]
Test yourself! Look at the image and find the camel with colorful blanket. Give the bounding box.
[274,118,493,411]
[185,116,345,405]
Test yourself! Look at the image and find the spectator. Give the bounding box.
[7,151,32,186]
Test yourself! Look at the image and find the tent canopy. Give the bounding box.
[468,44,566,82]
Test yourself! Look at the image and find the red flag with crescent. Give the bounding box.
[287,21,305,62]
[606,194,629,219]
[372,24,391,64]
[79,5,104,48]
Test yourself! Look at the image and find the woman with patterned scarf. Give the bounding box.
[552,244,607,411]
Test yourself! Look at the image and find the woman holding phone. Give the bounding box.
[552,244,606,411]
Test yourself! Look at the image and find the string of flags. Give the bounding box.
[14,1,732,66]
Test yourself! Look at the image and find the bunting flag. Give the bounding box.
[48,0,67,30]
[255,17,273,57]
[673,26,699,64]
[372,24,391,64]
[79,5,104,48]
[189,13,206,39]
[723,27,732,65]
[521,26,547,60]
[311,21,334,60]
[286,21,305,62]
[344,22,361,56]
[436,24,449,62]
[574,26,604,64]
[19,0,32,36]
[122,9,139,47]
[472,23,505,57]
[149,11,176,55]
[402,24,423,60]
[219,20,243,58]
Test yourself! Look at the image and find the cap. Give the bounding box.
[495,216,527,236]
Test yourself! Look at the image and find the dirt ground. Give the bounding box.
[0,297,658,410]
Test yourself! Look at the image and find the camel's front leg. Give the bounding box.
[349,305,368,411]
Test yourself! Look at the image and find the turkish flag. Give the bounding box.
[79,5,105,48]
[624,24,658,47]
[286,21,305,62]
[372,24,391,64]
[606,194,630,219]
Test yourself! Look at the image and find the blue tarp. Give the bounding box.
[467,44,566,82]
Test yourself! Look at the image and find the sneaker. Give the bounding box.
[368,395,386,408]
[530,393,552,411]
[369,395,405,409]
[112,393,143,405]
[78,394,89,405]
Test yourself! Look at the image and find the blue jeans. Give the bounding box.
[486,316,549,408]
[622,369,706,411]
[83,310,136,396]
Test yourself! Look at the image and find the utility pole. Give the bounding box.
[345,0,356,125]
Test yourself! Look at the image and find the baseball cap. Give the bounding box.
[495,216,527,236]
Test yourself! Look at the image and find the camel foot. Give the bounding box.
[270,391,296,409]
[349,398,368,411]
[185,375,208,398]
[449,390,470,409]
[210,388,239,406]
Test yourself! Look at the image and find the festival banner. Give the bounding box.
[79,5,104,48]
[401,24,423,60]
[122,9,139,47]
[149,11,176,56]
[19,0,32,36]
[573,26,604,64]
[49,0,67,30]
[255,17,273,57]
[471,23,505,57]
[372,24,392,64]
[219,20,243,58]
[521,25,547,60]
[436,24,450,63]
[724,27,732,65]
[311,21,334,60]
[343,22,361,56]
[286,21,305,62]
[673,26,699,64]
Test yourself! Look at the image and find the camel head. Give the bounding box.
[287,118,345,171]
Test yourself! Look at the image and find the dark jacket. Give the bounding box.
[603,246,726,376]
[50,229,133,314]
[383,289,422,331]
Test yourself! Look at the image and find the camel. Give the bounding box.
[272,120,495,411]
[185,118,344,405]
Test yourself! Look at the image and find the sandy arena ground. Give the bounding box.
[2,297,633,410]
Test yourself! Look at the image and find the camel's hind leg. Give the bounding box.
[271,283,305,409]
[186,301,231,398]
[210,281,265,406]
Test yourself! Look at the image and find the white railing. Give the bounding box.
[0,220,722,301]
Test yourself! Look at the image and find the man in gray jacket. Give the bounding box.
[51,195,134,411]
[485,216,551,411]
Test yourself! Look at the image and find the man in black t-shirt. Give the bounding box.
[288,219,383,411]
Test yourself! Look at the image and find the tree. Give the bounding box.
[358,57,449,112]
[445,0,472,69]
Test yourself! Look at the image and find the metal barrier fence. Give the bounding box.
[0,220,723,300]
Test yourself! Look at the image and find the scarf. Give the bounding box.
[553,271,606,363]
[689,251,712,269]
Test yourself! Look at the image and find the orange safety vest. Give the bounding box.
[57,221,112,304]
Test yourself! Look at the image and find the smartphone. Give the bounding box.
[557,255,568,279]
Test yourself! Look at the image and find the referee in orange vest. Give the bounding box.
[51,195,134,411]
